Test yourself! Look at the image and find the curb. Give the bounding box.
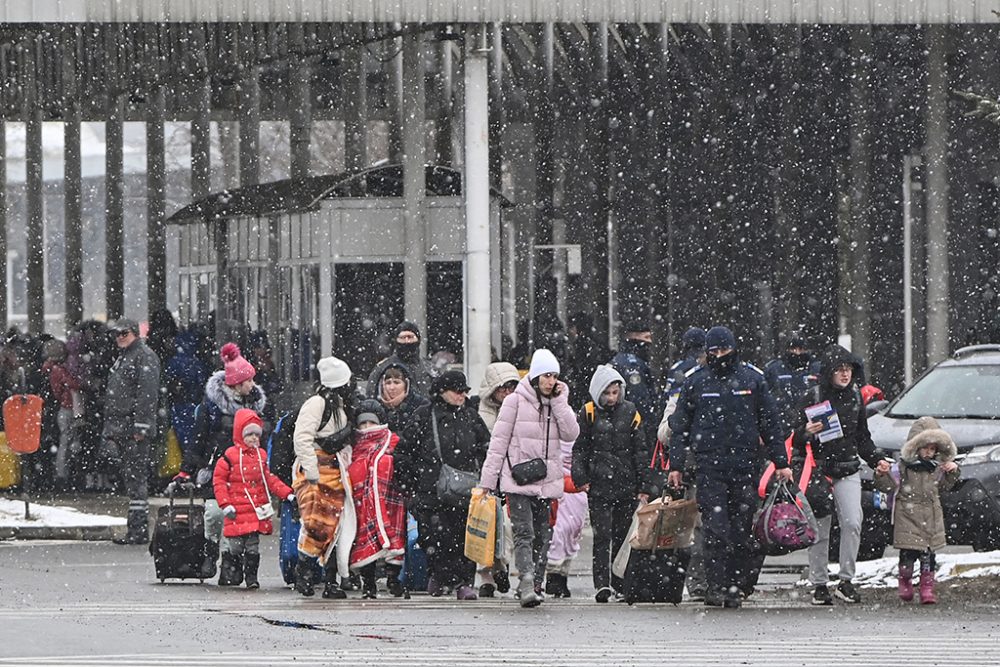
[0,525,120,541]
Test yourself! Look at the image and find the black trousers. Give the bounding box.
[411,502,476,588]
[697,472,757,596]
[589,495,635,591]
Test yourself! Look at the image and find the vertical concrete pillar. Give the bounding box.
[488,23,504,187]
[464,25,492,386]
[106,92,125,322]
[147,84,167,313]
[191,24,211,201]
[25,43,45,334]
[527,23,555,345]
[64,35,83,328]
[239,68,261,187]
[582,23,610,342]
[435,39,454,165]
[846,25,873,362]
[925,25,951,362]
[387,27,404,163]
[0,120,7,331]
[64,115,83,327]
[289,23,312,179]
[342,25,368,172]
[650,23,673,361]
[401,29,427,348]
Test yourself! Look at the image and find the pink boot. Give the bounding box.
[918,571,937,605]
[897,564,914,602]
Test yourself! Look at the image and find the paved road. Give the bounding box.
[2,537,999,666]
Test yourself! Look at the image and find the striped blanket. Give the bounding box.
[293,448,356,575]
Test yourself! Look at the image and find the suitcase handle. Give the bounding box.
[168,482,197,511]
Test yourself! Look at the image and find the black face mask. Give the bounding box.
[396,341,420,362]
[630,340,651,362]
[707,352,737,375]
[785,352,811,370]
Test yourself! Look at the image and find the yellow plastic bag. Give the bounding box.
[0,431,22,489]
[464,488,498,567]
[158,429,182,478]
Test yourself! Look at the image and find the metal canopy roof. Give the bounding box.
[167,164,510,224]
[4,0,997,25]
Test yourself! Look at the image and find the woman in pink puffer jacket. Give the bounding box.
[478,349,580,608]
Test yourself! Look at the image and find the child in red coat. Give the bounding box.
[213,408,293,588]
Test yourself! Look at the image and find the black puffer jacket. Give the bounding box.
[791,345,883,478]
[571,364,650,499]
[571,400,649,500]
[395,397,491,508]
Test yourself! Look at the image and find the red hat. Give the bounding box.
[221,342,256,386]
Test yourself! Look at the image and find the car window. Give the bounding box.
[889,365,1000,419]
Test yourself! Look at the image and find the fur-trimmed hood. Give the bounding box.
[901,416,957,463]
[204,370,267,416]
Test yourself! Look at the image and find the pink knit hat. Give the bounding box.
[220,342,256,386]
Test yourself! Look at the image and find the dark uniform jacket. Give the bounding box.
[764,356,821,433]
[667,360,788,476]
[610,340,658,435]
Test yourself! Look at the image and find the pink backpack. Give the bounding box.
[753,480,819,556]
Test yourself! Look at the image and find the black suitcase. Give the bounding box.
[149,487,210,582]
[624,547,691,604]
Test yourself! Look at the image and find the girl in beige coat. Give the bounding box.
[875,416,959,605]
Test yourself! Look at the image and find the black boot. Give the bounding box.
[244,553,261,590]
[295,558,317,597]
[218,552,244,587]
[546,573,569,598]
[385,564,404,598]
[322,566,347,599]
[361,565,377,599]
[113,508,149,545]
[201,541,220,579]
[494,565,511,594]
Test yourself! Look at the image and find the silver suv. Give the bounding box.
[866,344,1000,552]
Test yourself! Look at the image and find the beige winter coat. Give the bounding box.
[478,362,521,432]
[875,416,960,551]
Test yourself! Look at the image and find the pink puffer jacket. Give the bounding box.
[479,377,580,498]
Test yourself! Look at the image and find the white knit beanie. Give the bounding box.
[317,356,352,389]
[528,349,560,380]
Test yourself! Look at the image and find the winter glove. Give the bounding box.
[222,505,237,520]
[286,493,296,505]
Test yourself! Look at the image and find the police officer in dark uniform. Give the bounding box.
[764,335,821,435]
[667,326,792,608]
[662,327,707,402]
[610,320,658,444]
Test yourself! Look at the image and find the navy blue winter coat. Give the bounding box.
[667,360,788,476]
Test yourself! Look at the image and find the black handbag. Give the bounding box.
[507,407,551,486]
[432,409,479,507]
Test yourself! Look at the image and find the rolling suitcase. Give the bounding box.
[623,546,690,604]
[150,486,210,582]
[399,513,428,595]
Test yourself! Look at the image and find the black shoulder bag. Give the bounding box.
[433,408,479,507]
[508,406,550,486]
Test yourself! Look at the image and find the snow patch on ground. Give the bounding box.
[798,550,1000,588]
[0,499,125,528]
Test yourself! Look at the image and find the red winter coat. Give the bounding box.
[213,409,292,538]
